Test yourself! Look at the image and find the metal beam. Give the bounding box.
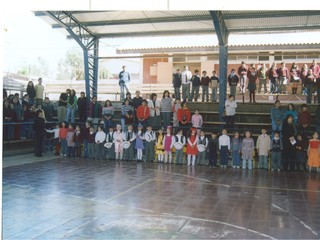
[45,11,100,101]
[52,15,213,28]
[66,29,215,39]
[210,11,229,122]
[230,25,320,33]
[223,10,320,20]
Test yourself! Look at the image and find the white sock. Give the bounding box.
[192,155,196,166]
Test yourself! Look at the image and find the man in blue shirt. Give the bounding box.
[119,65,130,102]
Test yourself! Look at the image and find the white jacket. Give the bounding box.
[148,99,161,117]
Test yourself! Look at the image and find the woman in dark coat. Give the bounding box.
[282,115,297,171]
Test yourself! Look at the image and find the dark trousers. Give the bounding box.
[34,133,44,156]
[296,151,307,171]
[282,147,295,171]
[68,146,75,157]
[209,151,217,166]
[225,115,235,130]
[220,146,229,166]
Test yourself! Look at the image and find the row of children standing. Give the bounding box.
[46,121,319,172]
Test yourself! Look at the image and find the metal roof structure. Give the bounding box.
[34,10,320,120]
[35,11,320,38]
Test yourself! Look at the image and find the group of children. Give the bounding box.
[45,121,320,172]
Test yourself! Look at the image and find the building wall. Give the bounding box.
[143,56,168,84]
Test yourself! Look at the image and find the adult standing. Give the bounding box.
[119,65,130,102]
[102,100,115,131]
[26,81,36,106]
[181,65,192,102]
[201,71,210,102]
[257,64,268,94]
[237,61,248,94]
[77,92,87,122]
[57,89,69,123]
[271,100,284,137]
[34,109,45,157]
[172,68,182,100]
[310,60,320,103]
[300,64,309,95]
[277,62,290,94]
[88,96,102,129]
[268,63,278,94]
[298,104,312,148]
[305,69,316,104]
[282,115,296,171]
[161,90,173,128]
[42,97,54,122]
[190,69,201,102]
[289,63,300,94]
[148,93,161,127]
[65,89,77,123]
[227,69,239,99]
[34,77,44,107]
[247,64,258,103]
[210,71,219,102]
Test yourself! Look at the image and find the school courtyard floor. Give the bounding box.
[2,154,320,239]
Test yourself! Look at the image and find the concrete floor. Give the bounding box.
[2,155,320,239]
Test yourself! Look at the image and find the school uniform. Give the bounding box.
[135,130,145,161]
[74,130,82,157]
[163,134,174,164]
[271,137,283,171]
[95,130,106,160]
[144,130,156,162]
[187,134,198,166]
[197,136,208,165]
[113,130,124,160]
[87,131,96,159]
[219,134,230,167]
[295,139,307,171]
[256,134,271,170]
[242,137,255,170]
[173,134,186,164]
[105,131,115,160]
[59,127,68,156]
[231,137,242,167]
[208,137,218,167]
[123,130,136,161]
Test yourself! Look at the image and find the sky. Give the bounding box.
[3,11,81,75]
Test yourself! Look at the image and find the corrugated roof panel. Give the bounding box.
[89,21,214,35]
[74,10,210,23]
[306,15,320,25]
[226,16,319,29]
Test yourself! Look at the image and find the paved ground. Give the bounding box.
[2,155,320,239]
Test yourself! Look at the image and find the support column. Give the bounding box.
[45,11,99,101]
[218,45,228,122]
[210,11,229,122]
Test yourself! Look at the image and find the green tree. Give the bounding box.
[56,50,84,80]
[17,57,49,78]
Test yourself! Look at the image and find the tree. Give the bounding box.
[56,50,84,80]
[17,57,49,78]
